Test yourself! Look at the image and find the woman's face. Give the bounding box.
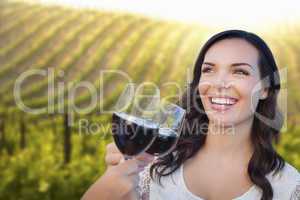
[198,38,268,127]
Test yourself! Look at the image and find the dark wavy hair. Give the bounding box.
[150,30,285,200]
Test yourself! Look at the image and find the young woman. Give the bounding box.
[82,30,300,200]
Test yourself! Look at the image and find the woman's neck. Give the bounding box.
[200,117,254,162]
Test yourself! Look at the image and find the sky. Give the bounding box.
[31,0,300,30]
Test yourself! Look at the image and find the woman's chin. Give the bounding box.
[207,116,237,128]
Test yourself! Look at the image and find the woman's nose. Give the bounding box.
[214,73,232,89]
[215,80,231,89]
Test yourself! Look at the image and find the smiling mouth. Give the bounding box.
[208,96,239,112]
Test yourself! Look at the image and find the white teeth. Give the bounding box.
[211,97,237,105]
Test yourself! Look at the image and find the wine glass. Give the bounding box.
[111,83,161,160]
[111,83,186,159]
[144,99,186,157]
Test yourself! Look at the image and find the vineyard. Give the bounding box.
[0,1,299,199]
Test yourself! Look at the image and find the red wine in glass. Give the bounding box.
[112,112,159,157]
[145,127,178,156]
[111,83,185,159]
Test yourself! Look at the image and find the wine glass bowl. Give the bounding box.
[144,100,186,157]
[111,111,159,157]
[111,83,186,159]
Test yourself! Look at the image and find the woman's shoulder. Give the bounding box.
[266,161,300,199]
[267,161,300,183]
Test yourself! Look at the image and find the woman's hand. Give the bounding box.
[81,142,154,200]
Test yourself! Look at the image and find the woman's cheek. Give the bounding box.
[236,80,260,114]
[198,81,209,94]
[198,80,211,105]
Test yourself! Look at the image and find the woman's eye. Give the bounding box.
[201,67,213,73]
[233,69,249,76]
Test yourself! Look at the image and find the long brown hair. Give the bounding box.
[150,30,285,200]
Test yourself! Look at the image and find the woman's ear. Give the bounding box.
[260,88,268,100]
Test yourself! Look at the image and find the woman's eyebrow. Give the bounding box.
[202,62,215,66]
[202,62,253,69]
[231,62,253,69]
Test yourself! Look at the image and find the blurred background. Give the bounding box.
[0,0,299,199]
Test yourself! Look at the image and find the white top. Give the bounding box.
[140,162,300,200]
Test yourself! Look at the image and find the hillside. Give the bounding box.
[0,1,299,199]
